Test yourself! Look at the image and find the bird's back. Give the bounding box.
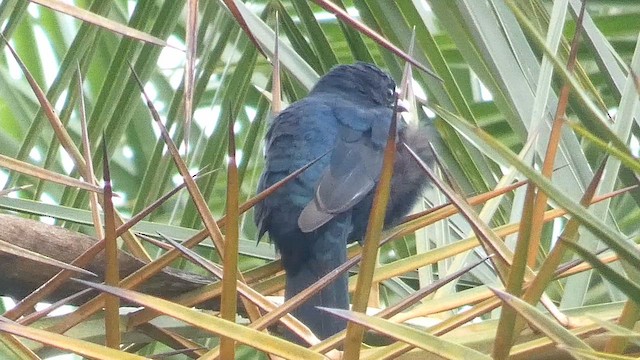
[255,96,340,273]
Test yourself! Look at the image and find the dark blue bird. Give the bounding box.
[255,62,432,341]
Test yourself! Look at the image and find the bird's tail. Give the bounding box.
[285,219,350,341]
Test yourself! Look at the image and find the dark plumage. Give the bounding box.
[255,62,432,340]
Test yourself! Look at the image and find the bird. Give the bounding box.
[255,62,432,341]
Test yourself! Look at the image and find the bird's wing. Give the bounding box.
[298,104,393,233]
[258,100,337,237]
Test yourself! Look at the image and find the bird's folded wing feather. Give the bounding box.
[298,105,393,233]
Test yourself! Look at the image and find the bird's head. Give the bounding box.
[311,62,398,109]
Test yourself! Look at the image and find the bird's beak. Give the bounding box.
[395,91,409,112]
